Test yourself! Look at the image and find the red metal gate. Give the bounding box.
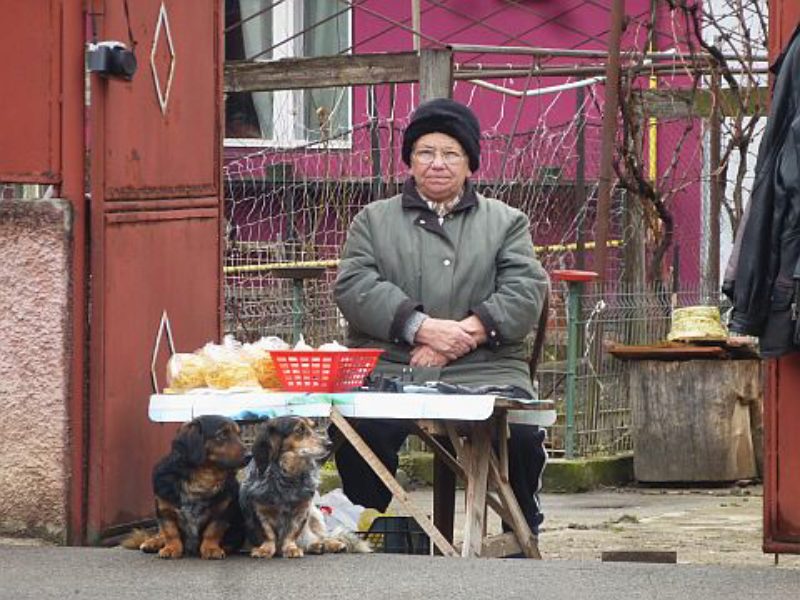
[86,0,223,542]
[0,0,87,544]
[0,3,62,183]
[765,359,800,554]
[764,1,800,556]
[769,1,800,64]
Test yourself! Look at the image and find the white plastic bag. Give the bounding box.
[317,488,365,533]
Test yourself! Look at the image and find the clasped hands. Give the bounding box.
[409,315,487,368]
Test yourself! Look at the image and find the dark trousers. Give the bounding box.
[333,419,547,533]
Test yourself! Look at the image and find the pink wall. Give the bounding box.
[349,0,657,181]
[0,200,72,542]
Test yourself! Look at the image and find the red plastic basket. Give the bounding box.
[269,349,384,392]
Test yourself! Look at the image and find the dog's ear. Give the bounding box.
[172,420,206,466]
[252,421,282,473]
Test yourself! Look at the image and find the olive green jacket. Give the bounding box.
[334,179,549,395]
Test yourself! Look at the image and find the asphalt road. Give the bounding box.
[2,546,798,600]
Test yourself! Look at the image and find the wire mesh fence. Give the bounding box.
[219,0,767,459]
[219,80,723,460]
[221,78,629,345]
[539,281,727,457]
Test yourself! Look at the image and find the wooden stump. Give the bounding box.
[629,359,762,482]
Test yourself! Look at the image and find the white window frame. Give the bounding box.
[225,1,353,149]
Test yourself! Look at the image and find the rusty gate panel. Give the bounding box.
[97,0,219,199]
[765,358,800,554]
[87,0,222,541]
[769,1,800,65]
[93,211,221,534]
[0,1,61,183]
[764,3,800,557]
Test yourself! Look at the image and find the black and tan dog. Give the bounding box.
[240,416,351,558]
[125,415,247,559]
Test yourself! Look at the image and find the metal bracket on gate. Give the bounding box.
[150,310,177,394]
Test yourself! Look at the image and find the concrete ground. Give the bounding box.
[3,484,799,599]
[390,483,800,568]
[2,545,799,600]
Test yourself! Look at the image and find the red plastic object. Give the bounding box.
[269,349,384,392]
[551,270,600,282]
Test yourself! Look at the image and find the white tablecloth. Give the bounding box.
[149,390,557,426]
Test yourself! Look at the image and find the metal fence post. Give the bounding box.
[269,265,328,344]
[552,270,599,458]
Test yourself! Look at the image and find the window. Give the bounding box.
[224,0,351,146]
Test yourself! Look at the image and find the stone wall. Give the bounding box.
[0,199,73,542]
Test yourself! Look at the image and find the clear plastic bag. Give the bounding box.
[165,353,209,392]
[241,336,289,389]
[198,337,260,389]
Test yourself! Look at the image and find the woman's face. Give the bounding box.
[409,132,472,203]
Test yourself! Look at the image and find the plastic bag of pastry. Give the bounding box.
[250,335,290,352]
[250,353,282,389]
[318,340,349,351]
[199,339,261,389]
[165,353,209,392]
[236,342,281,389]
[293,335,314,350]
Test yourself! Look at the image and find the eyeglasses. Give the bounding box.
[412,148,465,166]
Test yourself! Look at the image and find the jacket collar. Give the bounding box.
[401,178,478,214]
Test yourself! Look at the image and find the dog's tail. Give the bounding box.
[328,528,373,554]
[119,528,152,550]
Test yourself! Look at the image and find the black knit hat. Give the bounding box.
[402,98,481,172]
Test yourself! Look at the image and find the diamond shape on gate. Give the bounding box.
[150,2,176,115]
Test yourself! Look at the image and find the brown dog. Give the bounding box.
[239,416,349,558]
[125,415,247,559]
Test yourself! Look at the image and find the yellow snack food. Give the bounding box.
[667,306,728,342]
[252,354,282,389]
[203,360,260,389]
[166,353,209,392]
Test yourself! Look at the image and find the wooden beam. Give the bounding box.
[455,532,523,558]
[461,424,491,557]
[414,424,513,525]
[478,532,523,559]
[489,456,541,559]
[224,52,420,93]
[420,48,453,101]
[497,412,509,484]
[639,87,769,119]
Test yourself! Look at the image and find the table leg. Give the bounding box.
[497,412,509,483]
[489,455,541,559]
[461,423,492,557]
[328,408,458,557]
[415,425,512,529]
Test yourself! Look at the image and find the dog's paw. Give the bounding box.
[251,542,276,559]
[200,543,227,560]
[306,541,325,554]
[323,538,347,554]
[158,544,184,559]
[282,543,304,559]
[139,536,165,554]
